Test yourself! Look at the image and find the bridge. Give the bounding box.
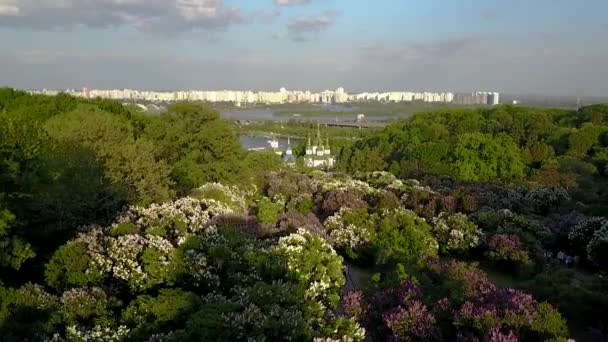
[325,121,387,129]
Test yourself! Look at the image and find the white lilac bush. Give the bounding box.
[274,228,345,309]
[189,182,251,214]
[586,224,608,270]
[323,208,375,251]
[432,212,482,254]
[56,192,240,292]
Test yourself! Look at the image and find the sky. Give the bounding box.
[0,0,607,96]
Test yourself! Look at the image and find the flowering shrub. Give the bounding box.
[343,290,365,321]
[486,234,531,266]
[114,196,233,238]
[274,228,345,309]
[60,287,111,325]
[384,300,437,340]
[189,182,249,214]
[432,212,482,254]
[278,210,325,236]
[569,216,608,258]
[265,171,317,200]
[66,324,130,342]
[357,281,437,341]
[315,317,366,342]
[356,260,568,341]
[323,208,377,259]
[319,189,368,216]
[317,177,379,196]
[402,187,440,218]
[523,186,571,214]
[587,225,608,270]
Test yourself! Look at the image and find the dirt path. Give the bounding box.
[337,262,371,316]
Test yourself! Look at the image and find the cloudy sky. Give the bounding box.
[1,0,607,95]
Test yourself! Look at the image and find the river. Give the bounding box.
[222,107,410,123]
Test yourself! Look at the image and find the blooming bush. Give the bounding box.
[523,186,571,214]
[384,300,437,340]
[432,212,482,254]
[343,290,365,321]
[587,225,608,271]
[569,216,608,260]
[323,208,377,259]
[66,324,130,342]
[357,260,568,341]
[274,228,345,309]
[265,171,317,200]
[60,287,111,325]
[189,182,249,214]
[315,317,366,342]
[278,210,325,236]
[319,189,368,216]
[486,234,532,266]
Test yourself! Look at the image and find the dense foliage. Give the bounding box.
[3,91,608,341]
[337,105,608,211]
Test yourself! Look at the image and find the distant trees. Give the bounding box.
[338,104,608,210]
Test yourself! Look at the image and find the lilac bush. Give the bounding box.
[432,212,482,254]
[486,234,531,266]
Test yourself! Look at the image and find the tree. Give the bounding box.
[146,102,245,190]
[452,133,524,182]
[45,107,174,205]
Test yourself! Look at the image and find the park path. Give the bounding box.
[337,262,369,316]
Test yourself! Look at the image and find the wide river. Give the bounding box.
[221,107,410,123]
[227,105,408,150]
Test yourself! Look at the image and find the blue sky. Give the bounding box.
[0,0,607,95]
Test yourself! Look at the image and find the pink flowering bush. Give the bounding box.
[356,260,568,341]
[486,234,532,267]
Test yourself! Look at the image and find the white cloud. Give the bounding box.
[274,0,311,7]
[285,11,339,42]
[0,0,243,33]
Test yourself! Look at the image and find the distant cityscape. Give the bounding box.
[30,87,501,106]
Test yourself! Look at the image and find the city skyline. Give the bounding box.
[1,0,607,96]
[31,87,500,105]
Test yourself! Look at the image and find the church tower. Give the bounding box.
[305,134,313,155]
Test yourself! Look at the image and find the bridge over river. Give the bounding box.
[325,121,387,129]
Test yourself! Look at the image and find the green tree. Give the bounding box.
[452,132,524,182]
[45,107,174,205]
[146,102,245,190]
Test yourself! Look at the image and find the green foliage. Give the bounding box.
[45,242,102,291]
[0,283,59,340]
[45,108,174,205]
[110,222,139,237]
[256,196,285,225]
[453,132,524,181]
[146,102,245,189]
[122,289,201,338]
[530,302,569,339]
[0,209,35,270]
[374,209,438,263]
